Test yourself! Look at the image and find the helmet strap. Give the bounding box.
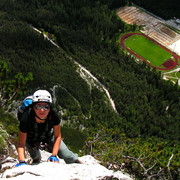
[35,113,47,121]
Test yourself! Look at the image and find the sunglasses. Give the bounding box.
[34,104,50,110]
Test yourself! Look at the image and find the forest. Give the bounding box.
[0,0,179,179]
[131,0,180,20]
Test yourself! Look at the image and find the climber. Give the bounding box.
[15,89,82,167]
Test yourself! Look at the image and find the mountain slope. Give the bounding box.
[0,1,180,179]
[0,0,179,141]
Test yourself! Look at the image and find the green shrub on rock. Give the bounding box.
[0,124,8,154]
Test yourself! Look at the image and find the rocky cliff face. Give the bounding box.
[1,151,132,180]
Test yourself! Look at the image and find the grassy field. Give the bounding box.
[124,35,172,67]
[167,71,180,78]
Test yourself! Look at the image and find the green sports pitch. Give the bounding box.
[124,34,172,66]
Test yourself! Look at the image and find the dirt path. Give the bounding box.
[32,27,118,114]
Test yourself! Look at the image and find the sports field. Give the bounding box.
[120,33,179,70]
[124,35,171,66]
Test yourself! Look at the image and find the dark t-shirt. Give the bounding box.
[19,109,60,146]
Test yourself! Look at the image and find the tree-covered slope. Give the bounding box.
[1,0,179,141]
[0,0,180,179]
[131,0,180,20]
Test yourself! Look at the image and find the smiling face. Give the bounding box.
[33,102,50,121]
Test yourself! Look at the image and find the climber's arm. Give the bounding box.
[17,131,27,161]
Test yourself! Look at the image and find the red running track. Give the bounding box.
[120,33,179,70]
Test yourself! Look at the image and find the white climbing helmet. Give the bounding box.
[32,90,52,104]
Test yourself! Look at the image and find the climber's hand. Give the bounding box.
[47,155,59,163]
[14,161,27,167]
